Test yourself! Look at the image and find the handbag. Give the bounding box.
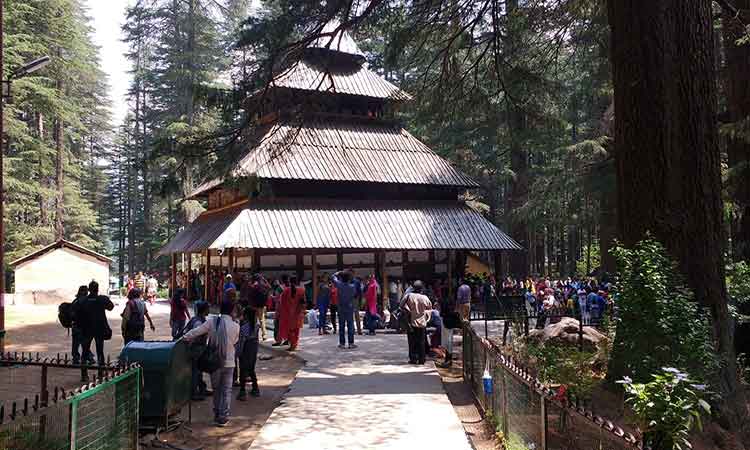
[102,325,113,341]
[197,317,223,374]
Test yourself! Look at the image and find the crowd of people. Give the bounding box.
[63,266,613,428]
[498,276,613,326]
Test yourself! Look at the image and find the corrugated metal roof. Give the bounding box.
[158,200,522,255]
[272,59,412,101]
[158,205,245,255]
[189,120,478,198]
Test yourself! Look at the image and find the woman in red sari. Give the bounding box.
[278,276,306,351]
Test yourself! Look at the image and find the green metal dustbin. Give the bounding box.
[120,340,192,420]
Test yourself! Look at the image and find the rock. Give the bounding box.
[527,317,608,351]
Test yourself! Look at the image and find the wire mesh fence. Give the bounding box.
[463,324,639,450]
[0,364,140,450]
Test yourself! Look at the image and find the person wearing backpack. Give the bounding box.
[170,288,191,340]
[183,299,240,427]
[184,301,211,401]
[69,286,93,365]
[236,306,260,401]
[80,281,114,366]
[121,288,156,345]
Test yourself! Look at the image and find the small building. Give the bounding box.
[10,240,112,305]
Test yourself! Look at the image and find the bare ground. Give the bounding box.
[435,333,498,450]
[3,302,303,450]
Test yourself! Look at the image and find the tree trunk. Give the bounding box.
[533,229,542,276]
[608,0,747,429]
[722,2,750,263]
[142,88,153,271]
[35,112,48,227]
[599,188,617,274]
[127,145,135,278]
[505,0,529,278]
[54,116,64,241]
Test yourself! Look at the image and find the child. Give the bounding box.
[236,307,260,400]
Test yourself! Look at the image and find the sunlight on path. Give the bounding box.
[249,328,472,450]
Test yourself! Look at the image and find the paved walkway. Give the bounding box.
[249,328,472,450]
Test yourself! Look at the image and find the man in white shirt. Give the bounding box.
[183,300,239,427]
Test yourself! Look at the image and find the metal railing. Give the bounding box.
[0,363,140,450]
[469,295,614,351]
[463,323,640,450]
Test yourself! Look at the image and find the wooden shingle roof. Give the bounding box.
[272,59,412,101]
[189,119,478,198]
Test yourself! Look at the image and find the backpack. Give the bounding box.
[198,317,223,374]
[58,303,74,328]
[125,300,145,335]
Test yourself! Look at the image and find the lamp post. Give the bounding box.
[0,0,51,351]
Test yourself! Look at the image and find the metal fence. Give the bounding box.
[470,296,616,350]
[463,324,639,450]
[0,364,140,450]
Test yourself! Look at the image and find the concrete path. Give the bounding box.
[249,328,472,450]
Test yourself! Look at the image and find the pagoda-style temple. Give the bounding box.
[159,26,522,303]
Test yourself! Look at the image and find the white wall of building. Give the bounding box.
[14,247,110,305]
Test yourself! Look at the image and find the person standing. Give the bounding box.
[270,278,285,345]
[182,300,240,427]
[71,285,93,365]
[184,301,210,400]
[316,275,331,335]
[278,276,306,351]
[170,288,191,339]
[146,275,158,305]
[456,279,472,321]
[352,275,364,335]
[331,271,357,349]
[401,281,432,365]
[134,271,145,293]
[249,274,270,341]
[80,281,114,366]
[121,288,156,345]
[236,307,260,400]
[364,275,380,335]
[329,280,339,333]
[388,278,400,313]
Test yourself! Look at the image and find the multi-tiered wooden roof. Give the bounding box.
[160,25,521,259]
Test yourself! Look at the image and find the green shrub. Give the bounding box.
[609,237,717,383]
[727,261,750,315]
[619,367,710,450]
[525,342,599,399]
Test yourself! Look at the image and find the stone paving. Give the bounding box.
[249,327,473,450]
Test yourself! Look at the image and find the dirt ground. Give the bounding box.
[3,301,304,450]
[436,333,498,450]
[141,348,302,450]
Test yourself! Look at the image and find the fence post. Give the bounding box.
[40,363,48,437]
[69,398,78,450]
[501,369,508,438]
[469,326,475,386]
[524,308,529,337]
[540,394,548,450]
